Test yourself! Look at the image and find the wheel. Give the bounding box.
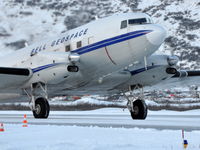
[33,97,50,118]
[130,99,147,120]
[33,97,50,119]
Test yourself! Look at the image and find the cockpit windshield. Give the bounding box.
[120,17,153,29]
[128,18,147,25]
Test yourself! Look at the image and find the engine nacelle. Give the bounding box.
[25,52,80,85]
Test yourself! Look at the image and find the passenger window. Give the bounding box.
[128,18,147,25]
[77,41,82,48]
[120,20,127,29]
[65,45,70,52]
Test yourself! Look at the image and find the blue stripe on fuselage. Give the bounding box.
[72,30,152,55]
[32,63,62,73]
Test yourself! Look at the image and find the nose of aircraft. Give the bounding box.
[146,25,167,46]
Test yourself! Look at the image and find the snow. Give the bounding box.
[1,96,126,108]
[50,97,126,106]
[1,108,200,149]
[0,123,200,150]
[0,0,199,69]
[0,1,199,147]
[1,108,200,116]
[138,0,200,69]
[2,94,200,111]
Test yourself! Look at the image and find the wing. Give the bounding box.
[149,70,200,90]
[173,70,200,78]
[0,67,32,89]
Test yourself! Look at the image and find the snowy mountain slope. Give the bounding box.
[0,0,199,69]
[137,0,200,69]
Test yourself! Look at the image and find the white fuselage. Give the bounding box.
[0,13,167,96]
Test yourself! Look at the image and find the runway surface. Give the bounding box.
[0,109,200,131]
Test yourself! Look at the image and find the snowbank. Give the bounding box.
[1,124,200,150]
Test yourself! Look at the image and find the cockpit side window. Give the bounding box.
[120,20,127,29]
[128,18,147,25]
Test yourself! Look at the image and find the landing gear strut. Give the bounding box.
[24,82,50,119]
[123,85,148,120]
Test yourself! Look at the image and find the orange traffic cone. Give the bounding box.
[0,123,4,132]
[22,114,28,127]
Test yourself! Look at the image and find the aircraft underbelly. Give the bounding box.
[48,70,131,96]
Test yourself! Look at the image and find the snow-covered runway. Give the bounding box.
[1,109,200,150]
[1,108,200,130]
[1,124,200,150]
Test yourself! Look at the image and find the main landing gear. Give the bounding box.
[33,97,49,118]
[123,85,148,120]
[24,82,50,119]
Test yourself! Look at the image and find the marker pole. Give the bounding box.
[182,129,184,139]
[182,129,188,149]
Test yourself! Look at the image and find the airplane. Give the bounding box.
[0,12,198,119]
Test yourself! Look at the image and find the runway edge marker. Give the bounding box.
[0,123,4,132]
[182,129,188,149]
[22,114,28,127]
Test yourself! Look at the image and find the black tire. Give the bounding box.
[44,99,50,118]
[33,97,50,119]
[130,99,147,120]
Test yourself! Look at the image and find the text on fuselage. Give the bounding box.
[30,28,88,56]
